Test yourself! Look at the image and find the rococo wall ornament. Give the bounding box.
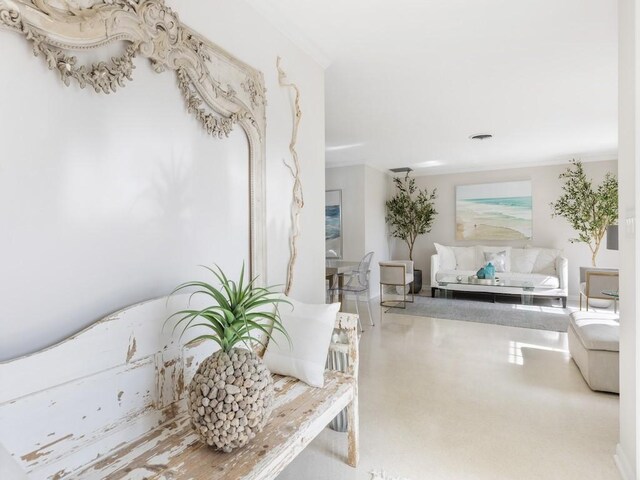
[0,0,268,281]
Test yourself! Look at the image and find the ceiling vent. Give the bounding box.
[469,134,493,140]
[389,167,413,173]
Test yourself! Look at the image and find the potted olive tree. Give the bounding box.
[386,173,438,293]
[167,264,290,452]
[551,160,618,267]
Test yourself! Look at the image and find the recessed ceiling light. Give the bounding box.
[413,160,444,168]
[469,133,493,140]
[325,143,364,152]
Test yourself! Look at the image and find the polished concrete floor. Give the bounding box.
[277,302,620,480]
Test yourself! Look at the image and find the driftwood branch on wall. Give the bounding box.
[277,57,304,297]
[0,0,267,281]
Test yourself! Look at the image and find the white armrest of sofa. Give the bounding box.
[556,256,569,295]
[431,254,439,288]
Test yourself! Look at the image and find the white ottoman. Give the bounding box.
[568,311,620,393]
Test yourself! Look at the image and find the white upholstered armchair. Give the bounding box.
[379,260,415,308]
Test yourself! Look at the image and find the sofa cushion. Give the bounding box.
[498,272,560,289]
[452,246,477,270]
[511,248,539,274]
[478,246,511,272]
[569,312,619,352]
[434,243,456,270]
[483,250,509,272]
[529,247,560,275]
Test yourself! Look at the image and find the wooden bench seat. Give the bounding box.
[77,373,355,479]
[0,295,359,480]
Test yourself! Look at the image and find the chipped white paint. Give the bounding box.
[0,301,359,479]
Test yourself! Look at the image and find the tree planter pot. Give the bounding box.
[188,348,274,452]
[410,269,423,294]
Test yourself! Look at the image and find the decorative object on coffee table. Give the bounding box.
[167,265,290,452]
[484,262,496,279]
[551,159,618,266]
[385,173,438,294]
[476,267,487,279]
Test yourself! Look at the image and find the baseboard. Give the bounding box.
[615,443,634,480]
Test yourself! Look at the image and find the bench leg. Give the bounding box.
[347,391,359,467]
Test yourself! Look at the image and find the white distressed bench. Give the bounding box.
[0,295,359,479]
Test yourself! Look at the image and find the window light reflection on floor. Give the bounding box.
[508,341,569,366]
[509,304,568,315]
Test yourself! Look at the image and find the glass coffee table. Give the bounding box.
[601,290,619,313]
[436,275,556,305]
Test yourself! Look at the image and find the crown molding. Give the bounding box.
[243,0,331,69]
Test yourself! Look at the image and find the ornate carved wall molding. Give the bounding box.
[0,0,267,281]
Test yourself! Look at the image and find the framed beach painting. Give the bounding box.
[456,181,533,241]
[325,190,343,258]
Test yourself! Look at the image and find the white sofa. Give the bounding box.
[430,245,568,307]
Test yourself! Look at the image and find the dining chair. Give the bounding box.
[328,251,375,331]
[580,270,619,312]
[379,260,415,309]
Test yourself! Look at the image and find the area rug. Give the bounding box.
[388,296,570,332]
[370,470,411,480]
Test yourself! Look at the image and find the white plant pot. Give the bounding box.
[588,298,614,309]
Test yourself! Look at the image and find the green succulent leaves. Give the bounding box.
[167,264,291,353]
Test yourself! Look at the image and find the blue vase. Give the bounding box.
[485,262,496,279]
[476,267,486,279]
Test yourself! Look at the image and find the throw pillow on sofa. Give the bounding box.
[511,248,539,274]
[529,247,561,275]
[452,246,477,270]
[478,246,512,272]
[483,251,509,273]
[435,243,457,270]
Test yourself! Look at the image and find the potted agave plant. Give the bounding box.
[167,265,290,453]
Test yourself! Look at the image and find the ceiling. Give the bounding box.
[250,0,618,175]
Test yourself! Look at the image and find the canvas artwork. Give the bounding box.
[456,181,533,241]
[325,190,343,258]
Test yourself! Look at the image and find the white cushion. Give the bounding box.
[484,251,508,272]
[477,246,512,272]
[499,272,560,289]
[434,243,456,270]
[263,298,339,388]
[569,312,620,352]
[511,248,539,274]
[452,246,477,270]
[529,247,560,275]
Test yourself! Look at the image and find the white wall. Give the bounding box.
[326,165,389,296]
[364,166,391,294]
[617,0,637,477]
[391,160,619,297]
[0,0,326,361]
